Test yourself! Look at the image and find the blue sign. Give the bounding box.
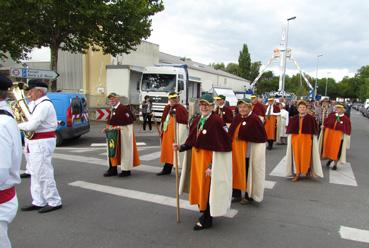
[21,68,28,78]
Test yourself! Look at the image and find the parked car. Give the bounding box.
[363,107,369,118]
[359,105,367,116]
[47,92,90,146]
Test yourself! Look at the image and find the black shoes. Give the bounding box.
[118,170,131,177]
[156,164,173,176]
[21,204,62,213]
[104,168,118,177]
[21,205,44,211]
[20,173,31,178]
[104,168,132,177]
[193,221,212,231]
[38,205,63,213]
[326,160,332,167]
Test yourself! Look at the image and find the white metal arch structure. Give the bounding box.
[250,48,313,97]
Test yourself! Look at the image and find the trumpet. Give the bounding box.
[9,82,34,139]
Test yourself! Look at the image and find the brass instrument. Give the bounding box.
[9,82,34,139]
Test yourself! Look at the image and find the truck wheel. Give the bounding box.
[56,133,63,146]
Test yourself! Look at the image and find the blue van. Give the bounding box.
[47,92,90,146]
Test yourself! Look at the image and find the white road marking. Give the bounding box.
[98,146,161,156]
[139,151,161,161]
[329,162,358,187]
[53,152,276,187]
[90,142,147,147]
[70,148,94,153]
[69,180,238,218]
[264,180,277,189]
[339,226,369,243]
[270,155,287,177]
[90,143,107,147]
[55,147,106,150]
[52,153,161,173]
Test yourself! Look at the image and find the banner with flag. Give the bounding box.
[106,128,121,166]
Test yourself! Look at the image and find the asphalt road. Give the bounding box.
[10,111,369,248]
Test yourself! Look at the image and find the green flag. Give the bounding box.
[106,129,119,158]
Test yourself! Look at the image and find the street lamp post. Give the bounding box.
[281,16,296,95]
[325,72,330,96]
[314,54,323,99]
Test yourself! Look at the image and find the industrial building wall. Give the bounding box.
[188,68,249,93]
[57,51,83,92]
[112,41,160,67]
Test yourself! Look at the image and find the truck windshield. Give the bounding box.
[141,74,176,92]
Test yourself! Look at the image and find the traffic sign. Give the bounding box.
[10,67,59,80]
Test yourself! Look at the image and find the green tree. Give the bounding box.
[249,61,261,81]
[225,63,239,76]
[210,62,226,70]
[255,71,278,94]
[238,44,251,80]
[0,0,164,84]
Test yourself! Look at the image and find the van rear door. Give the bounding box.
[71,96,89,126]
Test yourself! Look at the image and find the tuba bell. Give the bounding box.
[9,82,34,139]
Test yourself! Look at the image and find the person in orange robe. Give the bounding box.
[321,104,351,170]
[229,99,267,204]
[286,100,320,182]
[265,98,280,150]
[175,94,232,231]
[157,92,188,175]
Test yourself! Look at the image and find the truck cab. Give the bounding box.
[139,64,188,122]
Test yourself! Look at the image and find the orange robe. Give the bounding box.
[160,116,175,164]
[132,133,140,166]
[232,124,247,191]
[189,148,212,211]
[109,128,140,167]
[291,117,312,175]
[265,115,277,140]
[322,123,343,161]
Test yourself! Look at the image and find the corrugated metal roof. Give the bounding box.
[159,52,250,83]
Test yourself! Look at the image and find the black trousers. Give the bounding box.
[142,113,152,130]
[199,202,213,227]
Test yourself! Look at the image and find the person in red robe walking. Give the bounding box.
[286,100,323,182]
[321,104,351,170]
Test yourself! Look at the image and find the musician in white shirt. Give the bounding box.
[18,79,62,214]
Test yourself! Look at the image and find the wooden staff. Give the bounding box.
[172,109,181,223]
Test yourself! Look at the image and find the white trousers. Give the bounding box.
[0,196,18,248]
[28,138,62,207]
[23,139,30,174]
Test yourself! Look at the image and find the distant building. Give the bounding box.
[57,40,249,109]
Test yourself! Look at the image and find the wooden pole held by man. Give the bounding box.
[172,108,181,223]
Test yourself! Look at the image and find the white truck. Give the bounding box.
[139,64,191,121]
[139,64,240,120]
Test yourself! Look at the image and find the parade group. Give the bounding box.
[0,75,351,247]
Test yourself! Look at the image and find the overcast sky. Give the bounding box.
[29,0,369,81]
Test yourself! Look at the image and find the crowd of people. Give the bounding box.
[101,90,352,231]
[0,72,353,247]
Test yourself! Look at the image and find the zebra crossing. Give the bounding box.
[55,144,360,188]
[269,155,358,187]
